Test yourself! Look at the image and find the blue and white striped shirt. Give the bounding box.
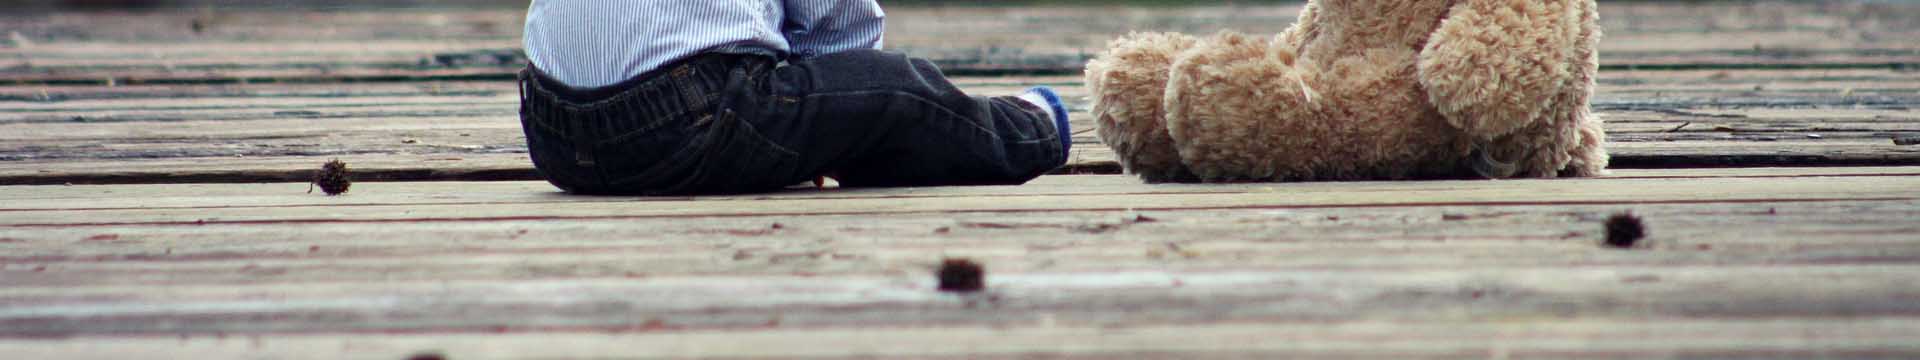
[524,0,886,88]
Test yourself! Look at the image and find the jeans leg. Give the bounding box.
[752,49,1065,187]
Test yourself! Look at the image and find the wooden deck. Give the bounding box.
[4,1,1920,358]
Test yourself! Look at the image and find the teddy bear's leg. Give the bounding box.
[1559,108,1609,177]
[1417,0,1585,143]
[1086,32,1201,183]
[1162,31,1320,182]
[1558,0,1609,177]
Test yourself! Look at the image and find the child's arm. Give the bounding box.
[782,0,886,59]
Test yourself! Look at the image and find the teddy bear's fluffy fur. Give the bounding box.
[1086,0,1608,183]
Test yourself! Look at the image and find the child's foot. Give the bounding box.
[1014,86,1072,153]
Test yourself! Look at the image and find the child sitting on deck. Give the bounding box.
[517,0,1072,195]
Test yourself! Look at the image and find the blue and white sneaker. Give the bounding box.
[1015,86,1072,153]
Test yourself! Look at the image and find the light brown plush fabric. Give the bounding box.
[1085,0,1609,183]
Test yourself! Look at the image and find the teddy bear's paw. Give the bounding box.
[1418,0,1591,141]
[1160,31,1328,183]
[1086,32,1202,183]
[1557,112,1611,177]
[1133,167,1203,184]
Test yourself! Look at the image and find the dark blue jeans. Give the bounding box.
[518,50,1065,195]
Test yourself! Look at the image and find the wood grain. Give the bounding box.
[5,319,1918,359]
[3,2,1918,84]
[4,3,1919,358]
[1,169,1917,358]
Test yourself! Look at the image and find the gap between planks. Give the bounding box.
[0,168,1916,227]
[3,318,1917,359]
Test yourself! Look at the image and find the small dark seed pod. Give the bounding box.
[311,159,351,196]
[937,258,985,292]
[1603,212,1646,249]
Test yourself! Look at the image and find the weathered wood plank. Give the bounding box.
[5,68,1915,103]
[5,265,1920,336]
[1,170,1914,225]
[4,1,1918,84]
[2,200,1915,287]
[3,3,1916,358]
[0,170,1916,358]
[3,130,1916,184]
[1,166,1911,205]
[5,319,1918,359]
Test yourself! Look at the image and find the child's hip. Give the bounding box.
[517,53,804,195]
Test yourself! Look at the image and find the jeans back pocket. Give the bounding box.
[688,109,802,193]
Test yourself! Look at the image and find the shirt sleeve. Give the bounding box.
[782,0,886,59]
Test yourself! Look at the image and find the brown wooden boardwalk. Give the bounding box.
[4,1,1920,358]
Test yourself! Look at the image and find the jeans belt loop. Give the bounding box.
[674,65,705,111]
[515,68,527,108]
[568,105,597,167]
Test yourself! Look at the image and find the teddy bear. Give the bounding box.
[1085,0,1608,183]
